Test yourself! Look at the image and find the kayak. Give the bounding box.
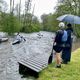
[0,38,8,42]
[12,40,21,45]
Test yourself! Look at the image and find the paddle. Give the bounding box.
[48,41,55,64]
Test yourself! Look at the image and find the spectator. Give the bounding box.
[61,23,73,64]
[53,22,67,68]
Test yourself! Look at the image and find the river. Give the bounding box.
[0,31,80,80]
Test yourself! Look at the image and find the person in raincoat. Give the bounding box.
[12,32,26,45]
[53,22,68,68]
[61,23,73,64]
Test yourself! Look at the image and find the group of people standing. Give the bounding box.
[53,22,73,68]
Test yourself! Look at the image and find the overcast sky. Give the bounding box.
[5,0,57,19]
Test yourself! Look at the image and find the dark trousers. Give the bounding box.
[62,47,71,62]
[62,38,73,63]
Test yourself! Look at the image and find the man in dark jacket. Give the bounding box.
[61,23,73,64]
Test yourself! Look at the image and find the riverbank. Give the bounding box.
[38,48,80,80]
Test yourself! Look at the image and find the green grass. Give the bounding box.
[38,48,80,80]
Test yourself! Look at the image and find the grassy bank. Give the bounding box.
[38,48,80,80]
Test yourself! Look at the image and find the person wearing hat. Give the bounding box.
[61,23,73,64]
[53,22,68,68]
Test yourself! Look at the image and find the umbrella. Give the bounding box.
[57,14,80,24]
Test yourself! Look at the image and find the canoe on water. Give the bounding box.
[12,40,21,45]
[0,38,8,42]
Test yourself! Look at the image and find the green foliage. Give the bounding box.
[1,13,21,35]
[21,23,41,33]
[41,13,59,32]
[31,24,41,32]
[0,12,41,34]
[74,25,80,37]
[21,15,41,33]
[41,14,49,31]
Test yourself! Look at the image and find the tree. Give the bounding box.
[22,0,32,32]
[0,0,3,12]
[0,0,8,30]
[2,13,21,35]
[31,16,41,32]
[18,0,21,21]
[41,13,59,32]
[41,14,49,31]
[55,0,80,37]
[0,0,21,35]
